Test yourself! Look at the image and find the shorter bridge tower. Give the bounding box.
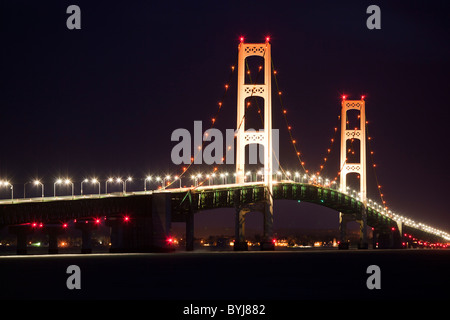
[339,96,368,249]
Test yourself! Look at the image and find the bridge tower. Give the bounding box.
[339,96,368,249]
[235,37,274,250]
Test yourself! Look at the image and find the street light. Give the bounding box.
[286,171,291,181]
[81,179,89,195]
[246,171,252,182]
[106,178,114,194]
[124,177,132,193]
[23,181,30,199]
[34,180,44,199]
[54,179,63,198]
[144,176,152,192]
[65,179,74,198]
[174,175,181,188]
[116,178,124,193]
[155,176,162,188]
[0,181,13,201]
[91,178,100,196]
[257,170,263,182]
[163,175,170,189]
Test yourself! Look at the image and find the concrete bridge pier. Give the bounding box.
[43,224,66,254]
[234,200,274,251]
[234,206,249,251]
[151,193,173,252]
[106,217,127,253]
[260,201,275,251]
[75,220,98,254]
[9,224,35,255]
[338,213,351,249]
[357,208,369,249]
[185,208,194,251]
[339,211,369,249]
[372,226,403,249]
[373,229,392,249]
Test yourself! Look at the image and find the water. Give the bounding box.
[1,248,449,302]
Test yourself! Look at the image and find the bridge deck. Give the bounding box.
[0,181,447,244]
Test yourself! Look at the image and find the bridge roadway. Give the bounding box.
[0,181,447,254]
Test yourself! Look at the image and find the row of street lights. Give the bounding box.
[16,176,171,199]
[3,171,342,200]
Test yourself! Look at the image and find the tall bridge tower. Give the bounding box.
[234,37,274,250]
[339,96,368,249]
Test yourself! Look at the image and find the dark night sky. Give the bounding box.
[1,1,449,234]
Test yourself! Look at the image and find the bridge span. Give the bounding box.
[1,181,447,254]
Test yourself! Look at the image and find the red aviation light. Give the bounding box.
[62,223,68,228]
[124,216,130,223]
[342,95,347,100]
[239,36,244,43]
[265,36,270,42]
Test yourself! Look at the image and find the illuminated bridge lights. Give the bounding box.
[1,170,449,244]
[401,232,449,249]
[166,237,179,246]
[31,222,43,228]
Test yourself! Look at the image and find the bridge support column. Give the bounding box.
[260,200,275,251]
[151,193,173,252]
[357,208,368,249]
[107,217,126,253]
[186,208,194,251]
[372,229,378,249]
[75,221,98,254]
[373,225,403,249]
[373,227,393,249]
[338,213,351,249]
[9,224,35,255]
[43,224,65,254]
[234,206,248,251]
[391,224,403,249]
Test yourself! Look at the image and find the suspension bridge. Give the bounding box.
[0,37,448,254]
